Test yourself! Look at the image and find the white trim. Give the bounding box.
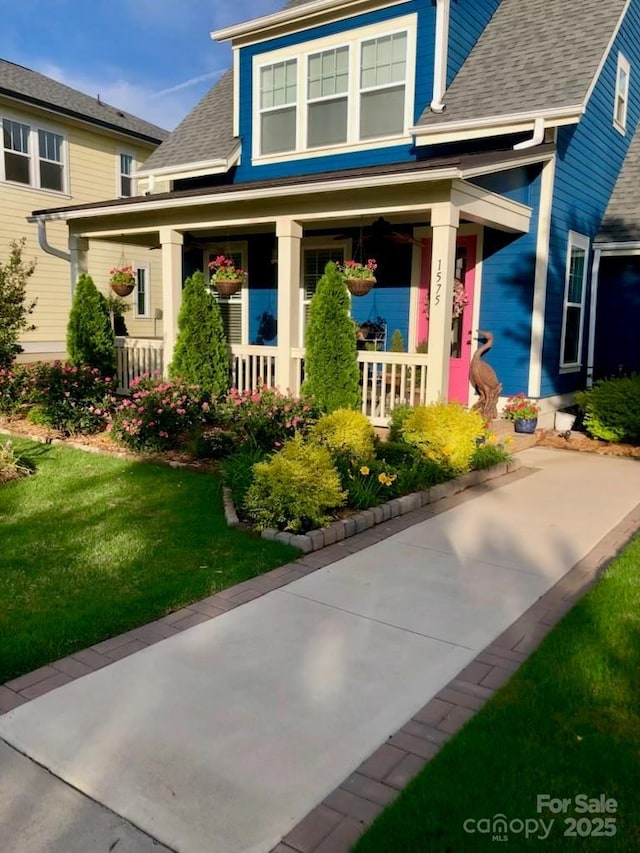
[233,48,241,138]
[17,340,66,353]
[528,156,556,397]
[135,147,241,182]
[133,262,151,319]
[431,0,450,113]
[408,225,427,352]
[204,240,249,345]
[586,246,601,388]
[559,230,590,370]
[613,51,631,135]
[211,0,407,43]
[0,108,69,195]
[583,0,632,106]
[251,15,417,164]
[466,224,484,408]
[411,105,584,147]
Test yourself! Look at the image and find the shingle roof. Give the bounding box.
[141,70,236,172]
[597,126,640,243]
[416,0,627,128]
[0,58,168,143]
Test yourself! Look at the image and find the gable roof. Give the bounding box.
[416,0,627,130]
[0,58,167,143]
[140,69,235,173]
[597,125,640,244]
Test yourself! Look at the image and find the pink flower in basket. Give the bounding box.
[208,255,247,283]
[339,259,377,280]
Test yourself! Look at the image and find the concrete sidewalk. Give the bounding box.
[1,448,640,853]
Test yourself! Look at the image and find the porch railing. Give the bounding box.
[114,339,428,426]
[114,337,164,393]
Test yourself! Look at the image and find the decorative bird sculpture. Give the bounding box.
[469,330,502,421]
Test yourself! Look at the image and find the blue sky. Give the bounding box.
[1,0,285,130]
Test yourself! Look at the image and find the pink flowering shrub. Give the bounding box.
[0,364,31,414]
[109,374,211,452]
[216,384,321,451]
[27,361,116,435]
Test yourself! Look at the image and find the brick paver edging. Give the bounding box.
[228,459,523,551]
[269,500,640,853]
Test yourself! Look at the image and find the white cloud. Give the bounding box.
[152,70,223,99]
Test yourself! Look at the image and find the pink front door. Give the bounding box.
[416,235,477,404]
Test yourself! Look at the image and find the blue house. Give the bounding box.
[30,0,640,424]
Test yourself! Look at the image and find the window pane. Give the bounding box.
[360,86,405,138]
[136,268,147,316]
[568,248,585,303]
[121,175,132,197]
[3,120,29,153]
[261,107,296,154]
[38,130,62,162]
[308,98,348,147]
[218,302,242,344]
[308,47,349,100]
[40,160,63,191]
[120,153,133,176]
[4,151,30,184]
[563,306,581,364]
[303,247,345,300]
[361,33,406,89]
[261,60,296,109]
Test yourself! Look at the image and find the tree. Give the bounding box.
[169,270,229,397]
[302,262,360,412]
[67,273,115,376]
[0,239,37,368]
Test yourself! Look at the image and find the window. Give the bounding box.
[614,53,630,133]
[119,153,135,197]
[134,264,150,318]
[206,246,247,345]
[260,60,297,155]
[253,15,416,161]
[2,115,66,191]
[301,243,348,340]
[560,232,589,369]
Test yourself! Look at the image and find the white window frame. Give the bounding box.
[613,52,630,134]
[118,151,136,197]
[1,111,68,194]
[133,263,151,319]
[252,14,417,165]
[204,241,249,345]
[300,237,351,346]
[559,231,589,371]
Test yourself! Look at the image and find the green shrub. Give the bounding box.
[67,274,115,376]
[189,426,236,460]
[576,376,640,443]
[402,403,485,474]
[0,238,37,369]
[244,436,345,532]
[471,442,511,470]
[169,271,229,398]
[109,375,208,452]
[377,439,420,467]
[221,445,267,509]
[336,458,401,510]
[302,262,360,412]
[311,409,376,461]
[0,364,31,414]
[388,404,414,442]
[0,439,33,484]
[28,361,116,435]
[390,329,405,352]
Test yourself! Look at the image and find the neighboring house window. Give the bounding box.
[614,53,630,133]
[134,264,150,318]
[253,15,416,161]
[206,246,247,345]
[2,116,66,191]
[3,119,31,184]
[560,232,589,369]
[119,153,135,196]
[260,60,297,155]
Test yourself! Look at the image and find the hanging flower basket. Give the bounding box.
[109,265,136,297]
[208,255,247,297]
[338,259,377,297]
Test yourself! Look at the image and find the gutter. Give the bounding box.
[36,219,70,263]
[431,0,450,113]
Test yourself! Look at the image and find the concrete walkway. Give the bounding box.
[1,448,640,853]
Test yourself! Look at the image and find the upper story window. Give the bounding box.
[119,153,135,197]
[1,116,65,192]
[253,15,417,163]
[614,52,630,134]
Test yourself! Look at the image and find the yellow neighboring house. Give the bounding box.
[0,58,168,362]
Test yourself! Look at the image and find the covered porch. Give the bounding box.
[61,168,531,424]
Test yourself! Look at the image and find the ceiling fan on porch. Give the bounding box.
[333,216,424,248]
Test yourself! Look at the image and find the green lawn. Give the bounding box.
[354,536,640,853]
[0,438,297,683]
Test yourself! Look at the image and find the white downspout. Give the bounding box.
[431,0,450,113]
[586,246,602,387]
[35,218,70,263]
[514,116,546,150]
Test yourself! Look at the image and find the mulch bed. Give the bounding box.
[537,429,640,458]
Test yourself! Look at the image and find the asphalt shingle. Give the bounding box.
[597,125,640,243]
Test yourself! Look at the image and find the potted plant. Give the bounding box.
[503,393,540,433]
[109,265,136,297]
[208,255,247,297]
[338,258,377,296]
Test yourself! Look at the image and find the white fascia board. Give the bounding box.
[134,147,241,181]
[411,105,584,146]
[594,241,640,254]
[211,0,405,44]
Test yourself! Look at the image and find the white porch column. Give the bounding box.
[275,218,303,391]
[159,227,184,374]
[68,235,89,296]
[426,202,459,402]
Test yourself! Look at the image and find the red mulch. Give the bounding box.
[537,429,640,459]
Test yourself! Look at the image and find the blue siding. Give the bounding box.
[541,0,640,397]
[235,1,433,182]
[472,166,542,395]
[447,0,501,85]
